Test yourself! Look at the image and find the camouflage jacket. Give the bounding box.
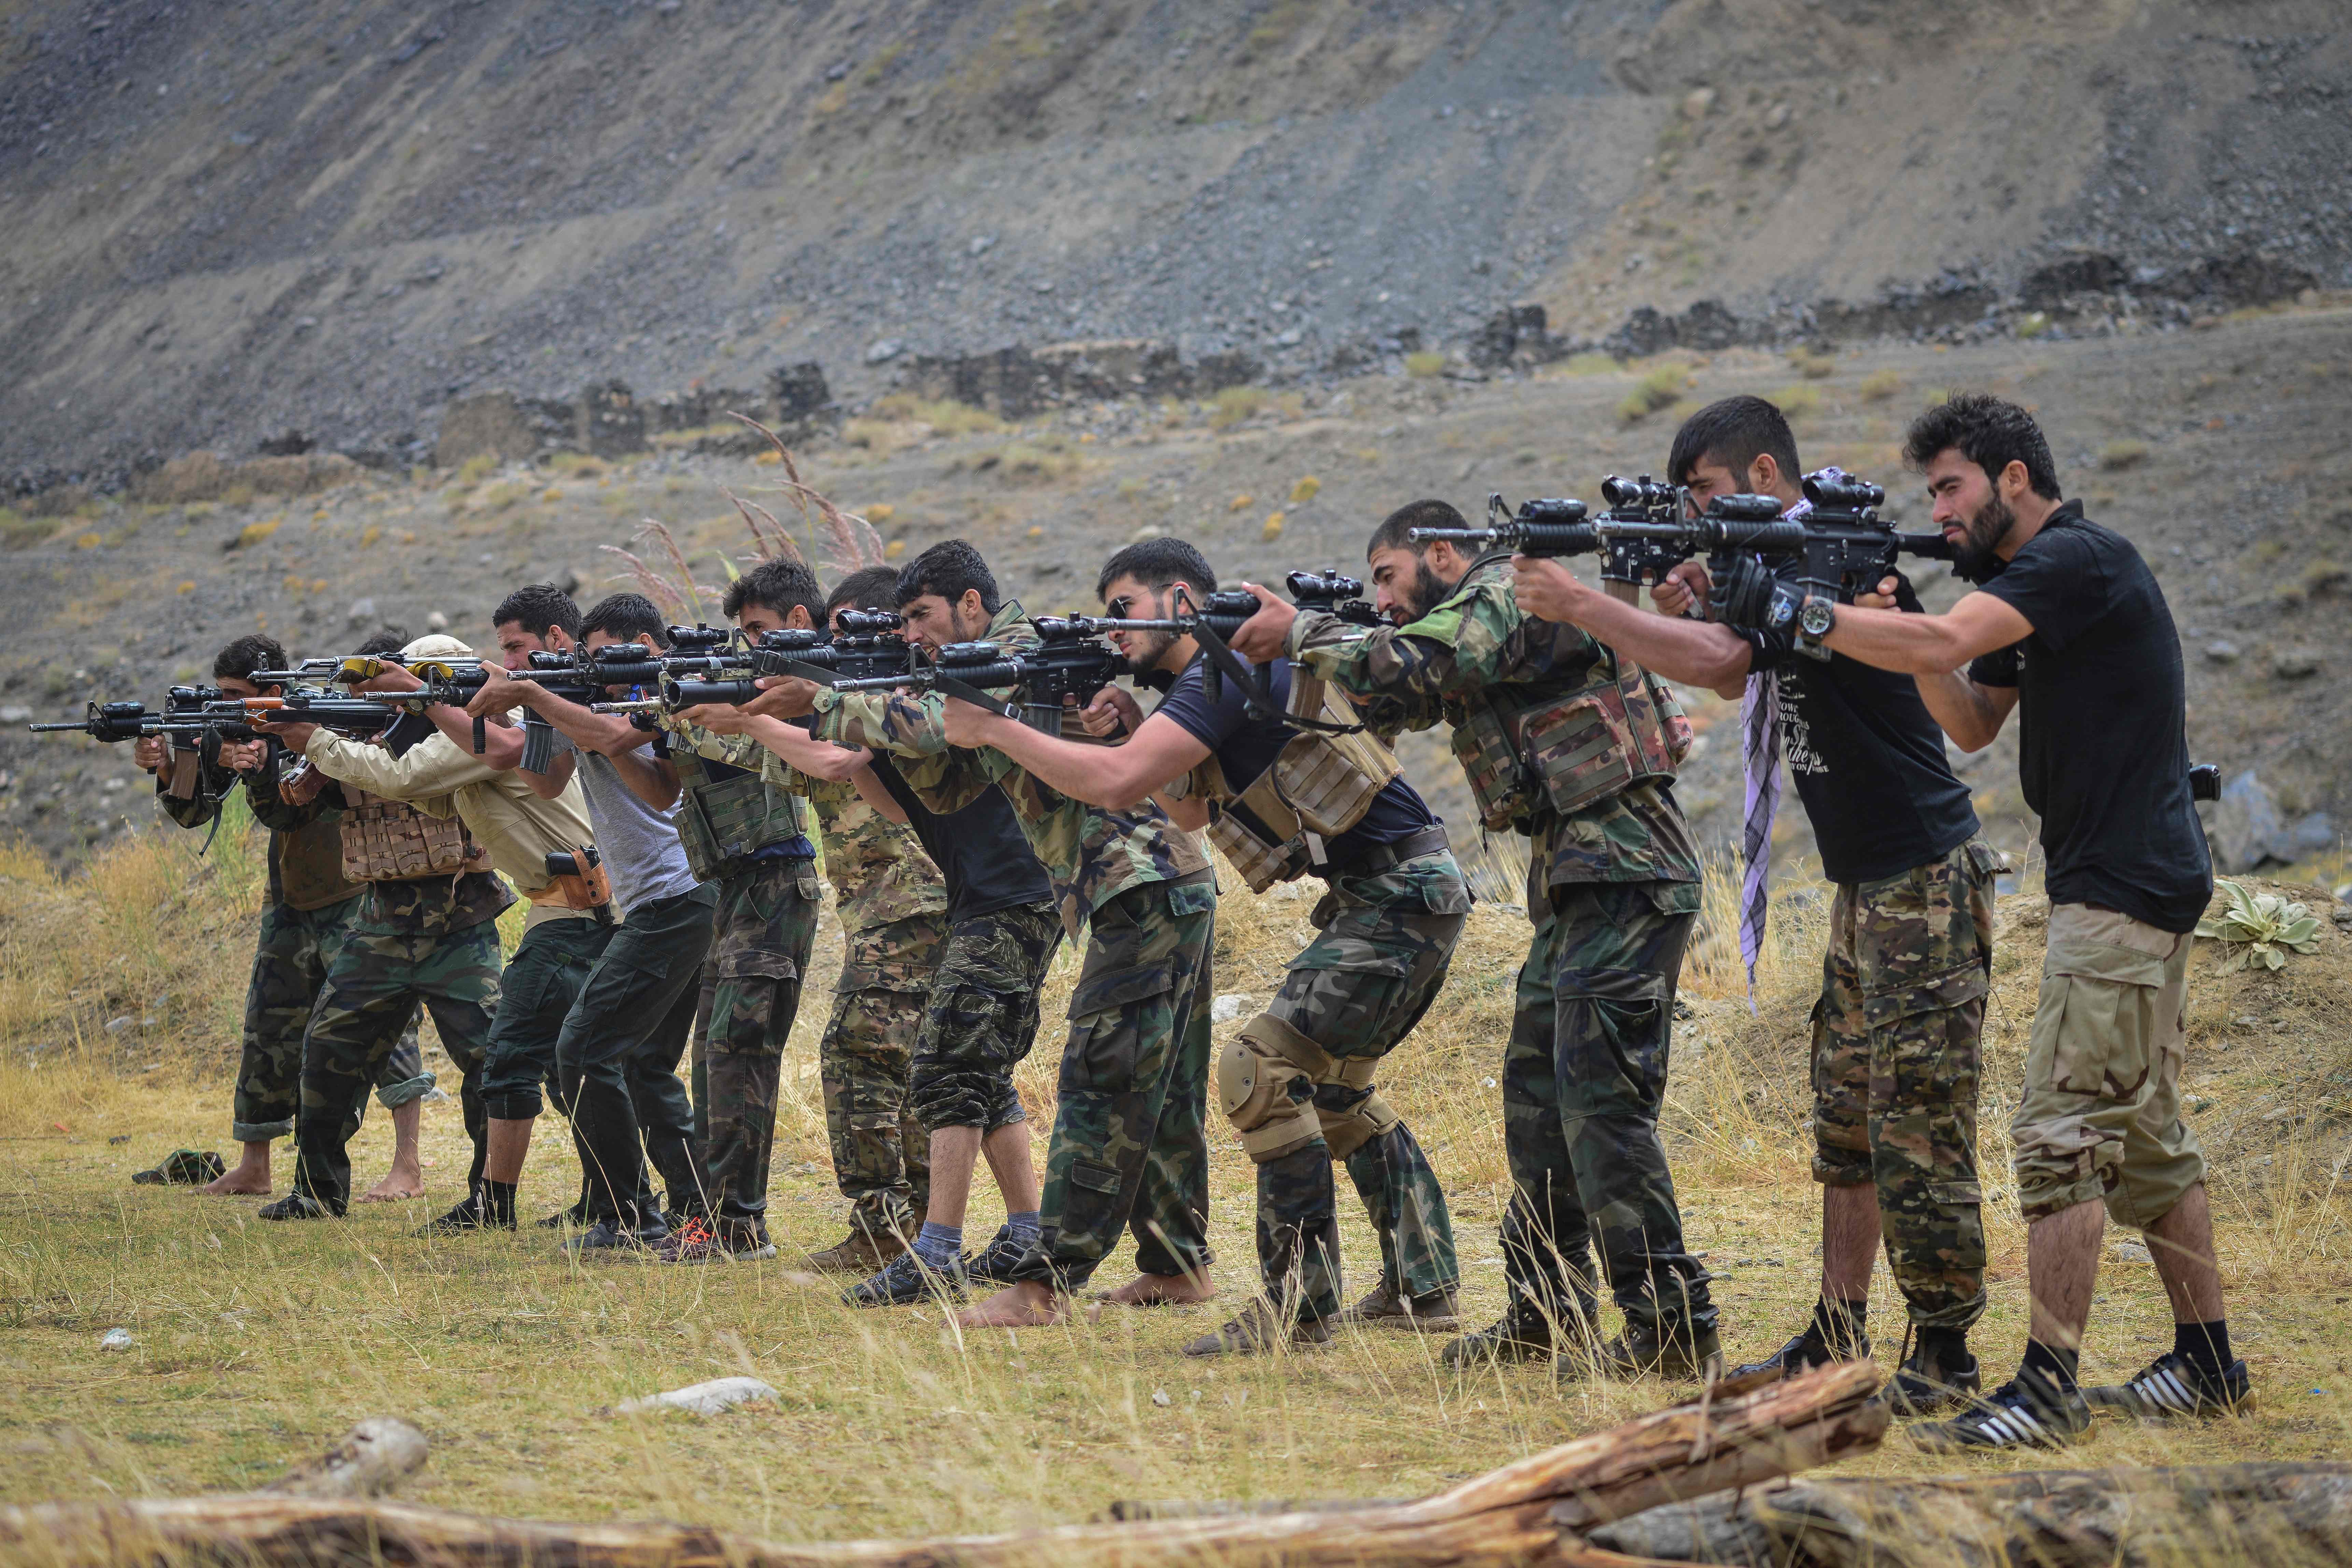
[660,714,943,933]
[1289,553,1700,891]
[157,742,360,913]
[763,761,949,935]
[811,597,1210,936]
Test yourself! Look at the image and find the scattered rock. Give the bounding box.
[2271,649,2321,679]
[264,1417,429,1498]
[2113,1241,2152,1263]
[1151,1388,1172,1408]
[614,1376,778,1416]
[104,1015,136,1033]
[865,338,904,365]
[99,1327,133,1350]
[1681,87,1716,121]
[0,706,31,723]
[2202,770,2335,873]
[425,611,449,631]
[1210,993,1253,1023]
[346,597,377,626]
[2204,640,2240,664]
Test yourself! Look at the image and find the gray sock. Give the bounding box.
[913,1221,963,1269]
[1004,1209,1042,1246]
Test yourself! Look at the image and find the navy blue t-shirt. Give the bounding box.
[1966,503,2212,933]
[1152,655,1436,865]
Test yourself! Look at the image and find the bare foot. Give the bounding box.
[200,1163,272,1197]
[1092,1271,1216,1309]
[957,1281,1069,1329]
[357,1169,425,1203]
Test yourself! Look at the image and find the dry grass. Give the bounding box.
[1,818,2349,1545]
[1617,363,1690,423]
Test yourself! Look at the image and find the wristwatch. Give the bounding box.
[1797,596,1837,641]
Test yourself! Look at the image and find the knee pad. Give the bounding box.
[1317,1091,1402,1161]
[1217,1029,1320,1162]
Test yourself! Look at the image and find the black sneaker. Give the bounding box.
[258,1193,334,1221]
[846,1248,967,1307]
[561,1217,667,1257]
[2085,1350,2253,1418]
[1910,1374,2091,1452]
[1442,1297,1567,1368]
[1881,1329,1981,1416]
[1729,1319,1869,1383]
[417,1193,514,1236]
[536,1202,586,1230]
[965,1226,1033,1285]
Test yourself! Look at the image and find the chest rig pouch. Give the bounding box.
[1451,662,1692,833]
[1187,677,1402,893]
[671,746,807,882]
[339,789,486,882]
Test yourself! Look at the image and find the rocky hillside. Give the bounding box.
[1,0,2346,486]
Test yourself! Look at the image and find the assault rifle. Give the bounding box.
[1710,472,1957,659]
[26,685,229,743]
[588,612,919,711]
[828,620,1127,739]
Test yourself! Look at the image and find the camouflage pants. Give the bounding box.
[1813,838,1996,1330]
[911,900,1062,1133]
[231,895,430,1143]
[818,913,946,1235]
[1011,872,1218,1291]
[560,886,713,1229]
[1501,879,1714,1335]
[291,919,503,1214]
[688,857,821,1237]
[1246,852,1470,1322]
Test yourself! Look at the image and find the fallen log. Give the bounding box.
[0,1361,1885,1568]
[1588,1460,2352,1568]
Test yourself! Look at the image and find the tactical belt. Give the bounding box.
[1320,824,1451,880]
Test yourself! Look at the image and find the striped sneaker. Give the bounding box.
[2085,1350,2252,1418]
[1909,1374,2090,1452]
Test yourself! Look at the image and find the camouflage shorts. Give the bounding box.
[1811,837,1997,1330]
[909,900,1061,1133]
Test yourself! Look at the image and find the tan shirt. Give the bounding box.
[301,725,603,930]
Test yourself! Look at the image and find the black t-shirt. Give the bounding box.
[1152,654,1437,868]
[1738,571,1979,886]
[1965,503,2212,932]
[862,745,1054,924]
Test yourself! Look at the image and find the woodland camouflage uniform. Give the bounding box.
[1249,851,1469,1323]
[814,597,1219,1292]
[1290,553,1715,1342]
[1813,839,1998,1330]
[666,720,822,1245]
[759,752,950,1239]
[292,865,510,1214]
[155,748,428,1148]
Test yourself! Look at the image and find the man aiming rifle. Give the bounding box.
[1797,394,2241,1450]
[952,536,1470,1356]
[1226,502,1723,1381]
[1510,397,1999,1414]
[127,633,431,1202]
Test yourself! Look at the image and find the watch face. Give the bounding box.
[1798,599,1836,638]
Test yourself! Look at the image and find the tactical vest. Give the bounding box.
[338,790,487,882]
[1184,673,1402,893]
[1450,658,1693,834]
[670,744,808,882]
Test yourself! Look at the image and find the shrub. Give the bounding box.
[1210,387,1268,429]
[455,454,498,485]
[1404,350,1448,378]
[2197,881,2322,972]
[1771,383,1823,422]
[1858,368,1905,402]
[1289,475,1321,504]
[1787,348,1838,380]
[2098,439,2150,470]
[1617,363,1690,423]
